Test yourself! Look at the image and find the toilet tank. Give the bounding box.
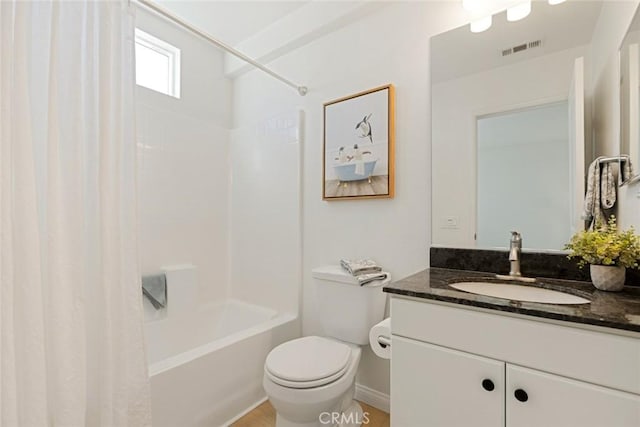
[312,265,389,345]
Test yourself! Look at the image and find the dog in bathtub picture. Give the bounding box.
[323,85,395,200]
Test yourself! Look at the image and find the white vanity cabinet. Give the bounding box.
[390,297,640,427]
[506,365,640,427]
[393,336,505,427]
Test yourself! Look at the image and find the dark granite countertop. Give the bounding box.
[383,268,640,334]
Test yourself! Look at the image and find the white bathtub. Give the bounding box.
[146,299,298,427]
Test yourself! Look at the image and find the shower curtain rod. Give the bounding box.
[133,0,308,96]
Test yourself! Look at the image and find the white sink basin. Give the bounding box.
[449,282,590,305]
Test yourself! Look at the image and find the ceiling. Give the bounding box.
[155,0,310,46]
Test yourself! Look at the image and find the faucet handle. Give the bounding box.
[510,231,522,251]
[508,231,523,276]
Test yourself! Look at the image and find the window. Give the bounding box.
[135,29,181,98]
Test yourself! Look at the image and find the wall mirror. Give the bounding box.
[620,6,640,186]
[431,0,610,252]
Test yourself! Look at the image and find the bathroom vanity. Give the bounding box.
[416,0,640,422]
[384,268,640,427]
[416,0,640,424]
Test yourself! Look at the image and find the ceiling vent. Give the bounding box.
[502,39,543,57]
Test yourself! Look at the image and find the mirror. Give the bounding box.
[620,7,640,186]
[431,0,609,251]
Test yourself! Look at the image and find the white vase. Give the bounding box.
[589,264,626,291]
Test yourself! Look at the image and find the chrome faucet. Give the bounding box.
[509,231,522,277]
[495,231,535,282]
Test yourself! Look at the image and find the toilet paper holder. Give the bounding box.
[377,336,391,348]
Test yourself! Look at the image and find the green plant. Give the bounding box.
[565,216,640,269]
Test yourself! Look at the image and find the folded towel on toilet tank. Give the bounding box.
[340,258,382,276]
[357,272,389,286]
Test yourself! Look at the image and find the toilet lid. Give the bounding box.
[265,336,352,388]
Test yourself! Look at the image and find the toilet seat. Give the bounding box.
[265,336,352,389]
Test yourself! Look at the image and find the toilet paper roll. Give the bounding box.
[369,318,391,359]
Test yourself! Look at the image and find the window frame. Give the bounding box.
[134,28,181,99]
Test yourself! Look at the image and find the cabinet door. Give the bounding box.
[391,336,504,427]
[507,365,640,427]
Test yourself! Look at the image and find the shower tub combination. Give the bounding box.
[144,266,297,427]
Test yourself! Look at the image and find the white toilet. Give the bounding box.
[263,265,389,427]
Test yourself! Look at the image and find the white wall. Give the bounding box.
[136,8,232,303]
[232,1,468,397]
[590,1,638,157]
[432,45,588,249]
[589,0,640,230]
[620,184,640,230]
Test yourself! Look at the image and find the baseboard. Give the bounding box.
[355,383,390,414]
[222,395,268,426]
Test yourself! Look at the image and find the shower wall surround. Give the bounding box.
[229,110,302,315]
[136,8,232,303]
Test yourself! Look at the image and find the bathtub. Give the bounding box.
[146,299,298,427]
[333,159,378,181]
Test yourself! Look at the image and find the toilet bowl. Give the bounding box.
[263,336,362,427]
[263,265,390,427]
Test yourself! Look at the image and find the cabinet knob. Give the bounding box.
[514,389,528,402]
[481,379,495,391]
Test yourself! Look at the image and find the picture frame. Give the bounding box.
[322,84,395,200]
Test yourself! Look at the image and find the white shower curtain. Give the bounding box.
[0,1,151,425]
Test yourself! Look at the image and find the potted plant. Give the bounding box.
[565,216,640,291]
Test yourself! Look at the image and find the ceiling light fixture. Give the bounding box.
[548,0,566,5]
[507,1,531,22]
[470,15,493,33]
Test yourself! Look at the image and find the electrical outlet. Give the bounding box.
[441,216,459,229]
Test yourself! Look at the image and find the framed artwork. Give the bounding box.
[322,84,395,200]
